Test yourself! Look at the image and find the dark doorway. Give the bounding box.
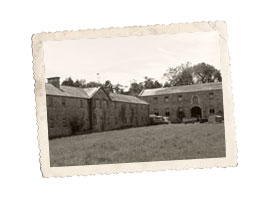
[191,106,202,119]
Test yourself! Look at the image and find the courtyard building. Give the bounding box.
[46,77,150,139]
[139,82,224,123]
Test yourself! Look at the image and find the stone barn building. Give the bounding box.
[139,82,224,123]
[46,77,150,139]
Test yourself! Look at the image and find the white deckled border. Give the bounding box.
[32,21,237,178]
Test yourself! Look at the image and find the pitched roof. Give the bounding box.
[45,83,148,104]
[139,82,222,97]
[83,87,100,98]
[45,83,99,99]
[109,93,148,105]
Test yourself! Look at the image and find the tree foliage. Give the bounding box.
[127,77,162,96]
[60,62,221,96]
[61,77,126,94]
[163,62,193,87]
[163,62,221,87]
[192,63,222,83]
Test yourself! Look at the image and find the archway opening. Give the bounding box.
[191,106,202,119]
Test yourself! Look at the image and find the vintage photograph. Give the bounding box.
[33,22,237,177]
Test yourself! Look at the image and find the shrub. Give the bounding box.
[69,116,84,135]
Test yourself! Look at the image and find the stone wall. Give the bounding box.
[140,89,223,123]
[91,89,150,132]
[46,89,150,139]
[46,96,90,139]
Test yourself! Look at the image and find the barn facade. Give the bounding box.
[139,82,224,123]
[46,77,150,139]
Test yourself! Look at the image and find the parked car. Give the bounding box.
[162,116,171,124]
[182,117,198,124]
[208,115,224,123]
[149,114,170,125]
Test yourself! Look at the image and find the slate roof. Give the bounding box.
[109,93,149,105]
[45,83,95,98]
[139,82,222,97]
[45,83,148,104]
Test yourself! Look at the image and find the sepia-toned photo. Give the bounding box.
[32,22,237,177]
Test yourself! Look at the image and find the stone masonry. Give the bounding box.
[139,82,224,123]
[46,77,149,139]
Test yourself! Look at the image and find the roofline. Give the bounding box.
[46,93,149,105]
[46,84,102,99]
[140,88,222,97]
[139,82,222,97]
[46,84,147,104]
[45,94,90,100]
[109,93,149,105]
[138,89,145,96]
[98,87,113,101]
[140,83,223,97]
[111,100,149,105]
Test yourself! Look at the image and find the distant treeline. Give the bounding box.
[61,62,222,96]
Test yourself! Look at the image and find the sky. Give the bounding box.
[44,31,220,88]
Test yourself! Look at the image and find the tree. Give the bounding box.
[102,80,113,93]
[113,83,125,94]
[163,82,171,88]
[61,77,75,87]
[163,62,222,87]
[163,62,193,87]
[192,63,222,83]
[73,79,87,88]
[86,81,102,88]
[128,82,144,96]
[143,77,162,89]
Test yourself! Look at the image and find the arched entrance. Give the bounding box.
[191,106,202,119]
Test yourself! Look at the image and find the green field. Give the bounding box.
[49,123,226,167]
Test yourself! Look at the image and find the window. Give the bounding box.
[62,98,66,107]
[178,95,182,102]
[102,100,106,109]
[95,100,99,108]
[165,108,170,117]
[164,96,169,103]
[48,97,53,107]
[209,92,214,100]
[192,96,199,104]
[154,108,159,116]
[114,102,117,109]
[62,118,67,127]
[177,107,185,119]
[103,100,108,109]
[153,97,158,104]
[141,117,144,122]
[99,100,102,108]
[115,117,118,124]
[49,118,54,128]
[124,117,127,123]
[210,108,215,115]
[80,100,83,108]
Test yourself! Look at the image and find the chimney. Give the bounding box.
[47,77,60,88]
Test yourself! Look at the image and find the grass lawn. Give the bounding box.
[49,123,226,167]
